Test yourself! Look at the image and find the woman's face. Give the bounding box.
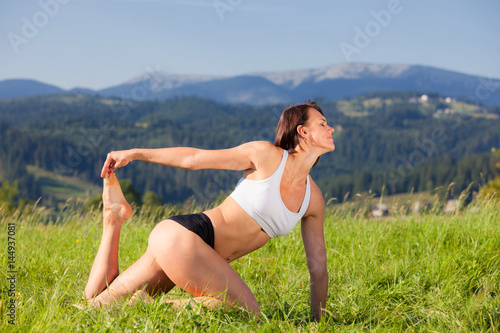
[302,108,335,152]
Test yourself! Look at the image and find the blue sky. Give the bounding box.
[1,0,499,90]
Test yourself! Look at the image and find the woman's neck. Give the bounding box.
[286,146,319,180]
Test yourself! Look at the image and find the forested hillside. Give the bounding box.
[1,92,499,208]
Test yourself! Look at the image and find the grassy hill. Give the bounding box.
[26,165,101,209]
[1,197,498,331]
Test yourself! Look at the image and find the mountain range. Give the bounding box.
[1,63,500,106]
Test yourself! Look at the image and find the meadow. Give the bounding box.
[1,198,499,332]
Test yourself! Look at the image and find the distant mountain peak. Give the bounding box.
[314,63,412,79]
[1,63,499,107]
[251,63,413,89]
[125,71,222,92]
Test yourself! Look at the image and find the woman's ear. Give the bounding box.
[297,125,307,138]
[297,125,307,139]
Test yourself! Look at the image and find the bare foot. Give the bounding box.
[103,173,133,225]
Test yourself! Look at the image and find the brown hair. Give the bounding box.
[274,101,324,153]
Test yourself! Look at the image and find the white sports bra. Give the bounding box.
[229,150,311,238]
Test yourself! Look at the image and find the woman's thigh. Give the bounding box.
[148,219,260,314]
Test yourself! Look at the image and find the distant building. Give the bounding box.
[412,201,431,215]
[433,109,456,119]
[372,203,389,217]
[444,199,459,213]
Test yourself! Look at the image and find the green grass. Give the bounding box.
[1,200,499,332]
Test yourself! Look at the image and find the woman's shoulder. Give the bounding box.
[243,141,282,159]
[245,140,280,151]
[240,141,283,173]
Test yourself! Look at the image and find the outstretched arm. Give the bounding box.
[100,141,273,177]
[301,180,328,321]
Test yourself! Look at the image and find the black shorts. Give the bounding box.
[168,212,215,248]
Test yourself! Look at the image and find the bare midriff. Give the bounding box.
[203,196,270,263]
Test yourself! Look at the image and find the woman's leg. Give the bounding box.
[84,173,133,299]
[148,220,261,316]
[84,173,175,304]
[84,174,258,313]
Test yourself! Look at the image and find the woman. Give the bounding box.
[84,101,334,320]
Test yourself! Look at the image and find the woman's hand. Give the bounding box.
[100,150,134,177]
